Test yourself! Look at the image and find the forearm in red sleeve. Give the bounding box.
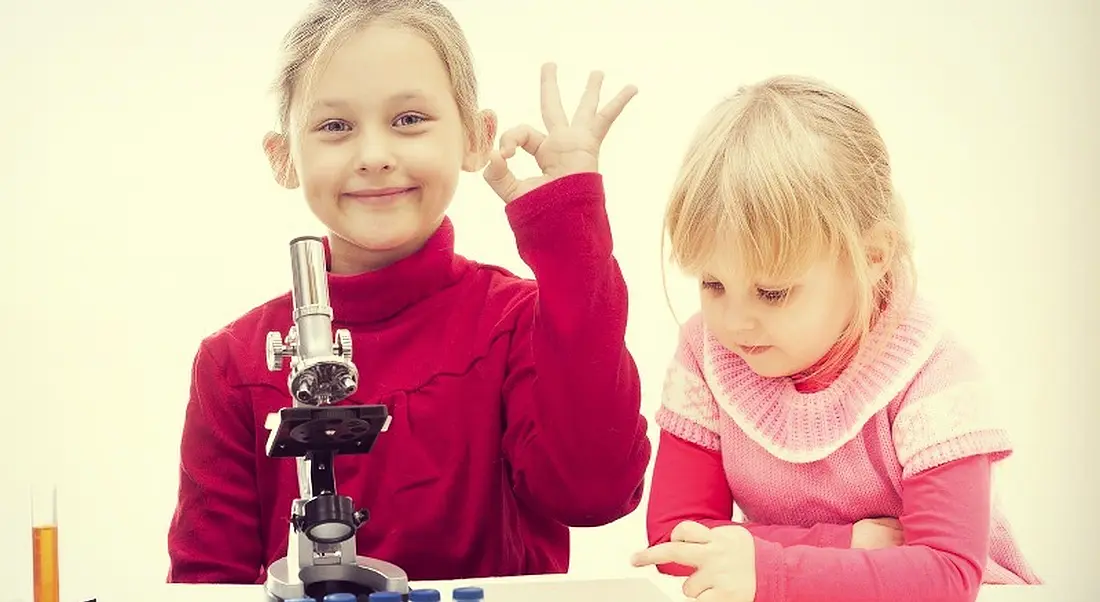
[648,430,735,575]
[498,172,651,527]
[751,454,993,602]
[648,431,851,577]
[166,341,263,584]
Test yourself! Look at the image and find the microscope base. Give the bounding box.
[263,555,410,601]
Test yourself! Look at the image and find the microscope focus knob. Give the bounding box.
[353,508,369,526]
[335,329,353,360]
[266,331,287,371]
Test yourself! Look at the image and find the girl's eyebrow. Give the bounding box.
[386,90,432,102]
[311,90,434,111]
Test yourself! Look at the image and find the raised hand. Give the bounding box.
[483,62,637,203]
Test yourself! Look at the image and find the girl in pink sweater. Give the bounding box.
[630,76,1041,602]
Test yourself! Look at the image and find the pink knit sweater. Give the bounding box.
[651,296,1040,598]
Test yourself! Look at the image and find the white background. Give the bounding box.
[1,0,1097,600]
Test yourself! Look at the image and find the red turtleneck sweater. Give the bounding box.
[166,173,651,583]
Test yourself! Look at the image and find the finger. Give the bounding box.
[540,62,569,130]
[869,517,902,530]
[571,70,604,125]
[499,124,546,159]
[682,568,715,600]
[590,84,638,141]
[482,149,518,202]
[630,541,706,568]
[670,520,714,544]
[695,589,725,602]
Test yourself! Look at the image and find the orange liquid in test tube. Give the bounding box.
[31,484,60,602]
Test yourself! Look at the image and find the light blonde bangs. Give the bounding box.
[665,93,851,286]
[277,1,480,147]
[286,11,367,135]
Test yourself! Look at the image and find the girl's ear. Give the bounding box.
[262,132,300,189]
[462,109,497,173]
[863,222,897,284]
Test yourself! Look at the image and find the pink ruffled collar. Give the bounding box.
[701,296,942,463]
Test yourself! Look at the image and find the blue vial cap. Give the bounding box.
[452,586,484,600]
[324,594,356,602]
[409,589,442,601]
[367,592,402,601]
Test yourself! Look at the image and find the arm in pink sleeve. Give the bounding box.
[648,431,852,577]
[751,454,992,602]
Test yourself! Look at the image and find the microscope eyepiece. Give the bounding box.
[267,237,359,406]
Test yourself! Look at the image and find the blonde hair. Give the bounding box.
[271,0,484,150]
[664,75,916,372]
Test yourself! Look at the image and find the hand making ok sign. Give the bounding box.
[483,63,637,204]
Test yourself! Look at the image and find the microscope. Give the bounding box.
[262,236,410,602]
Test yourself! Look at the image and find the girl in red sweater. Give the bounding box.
[166,0,650,584]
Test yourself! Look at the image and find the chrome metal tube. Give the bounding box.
[289,236,335,360]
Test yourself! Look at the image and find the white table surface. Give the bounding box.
[129,572,1051,602]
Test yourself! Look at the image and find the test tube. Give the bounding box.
[31,483,59,602]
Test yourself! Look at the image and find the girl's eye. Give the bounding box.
[318,120,351,133]
[757,288,789,303]
[394,113,426,127]
[701,280,725,292]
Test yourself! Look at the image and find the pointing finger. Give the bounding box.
[591,84,638,141]
[630,541,707,568]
